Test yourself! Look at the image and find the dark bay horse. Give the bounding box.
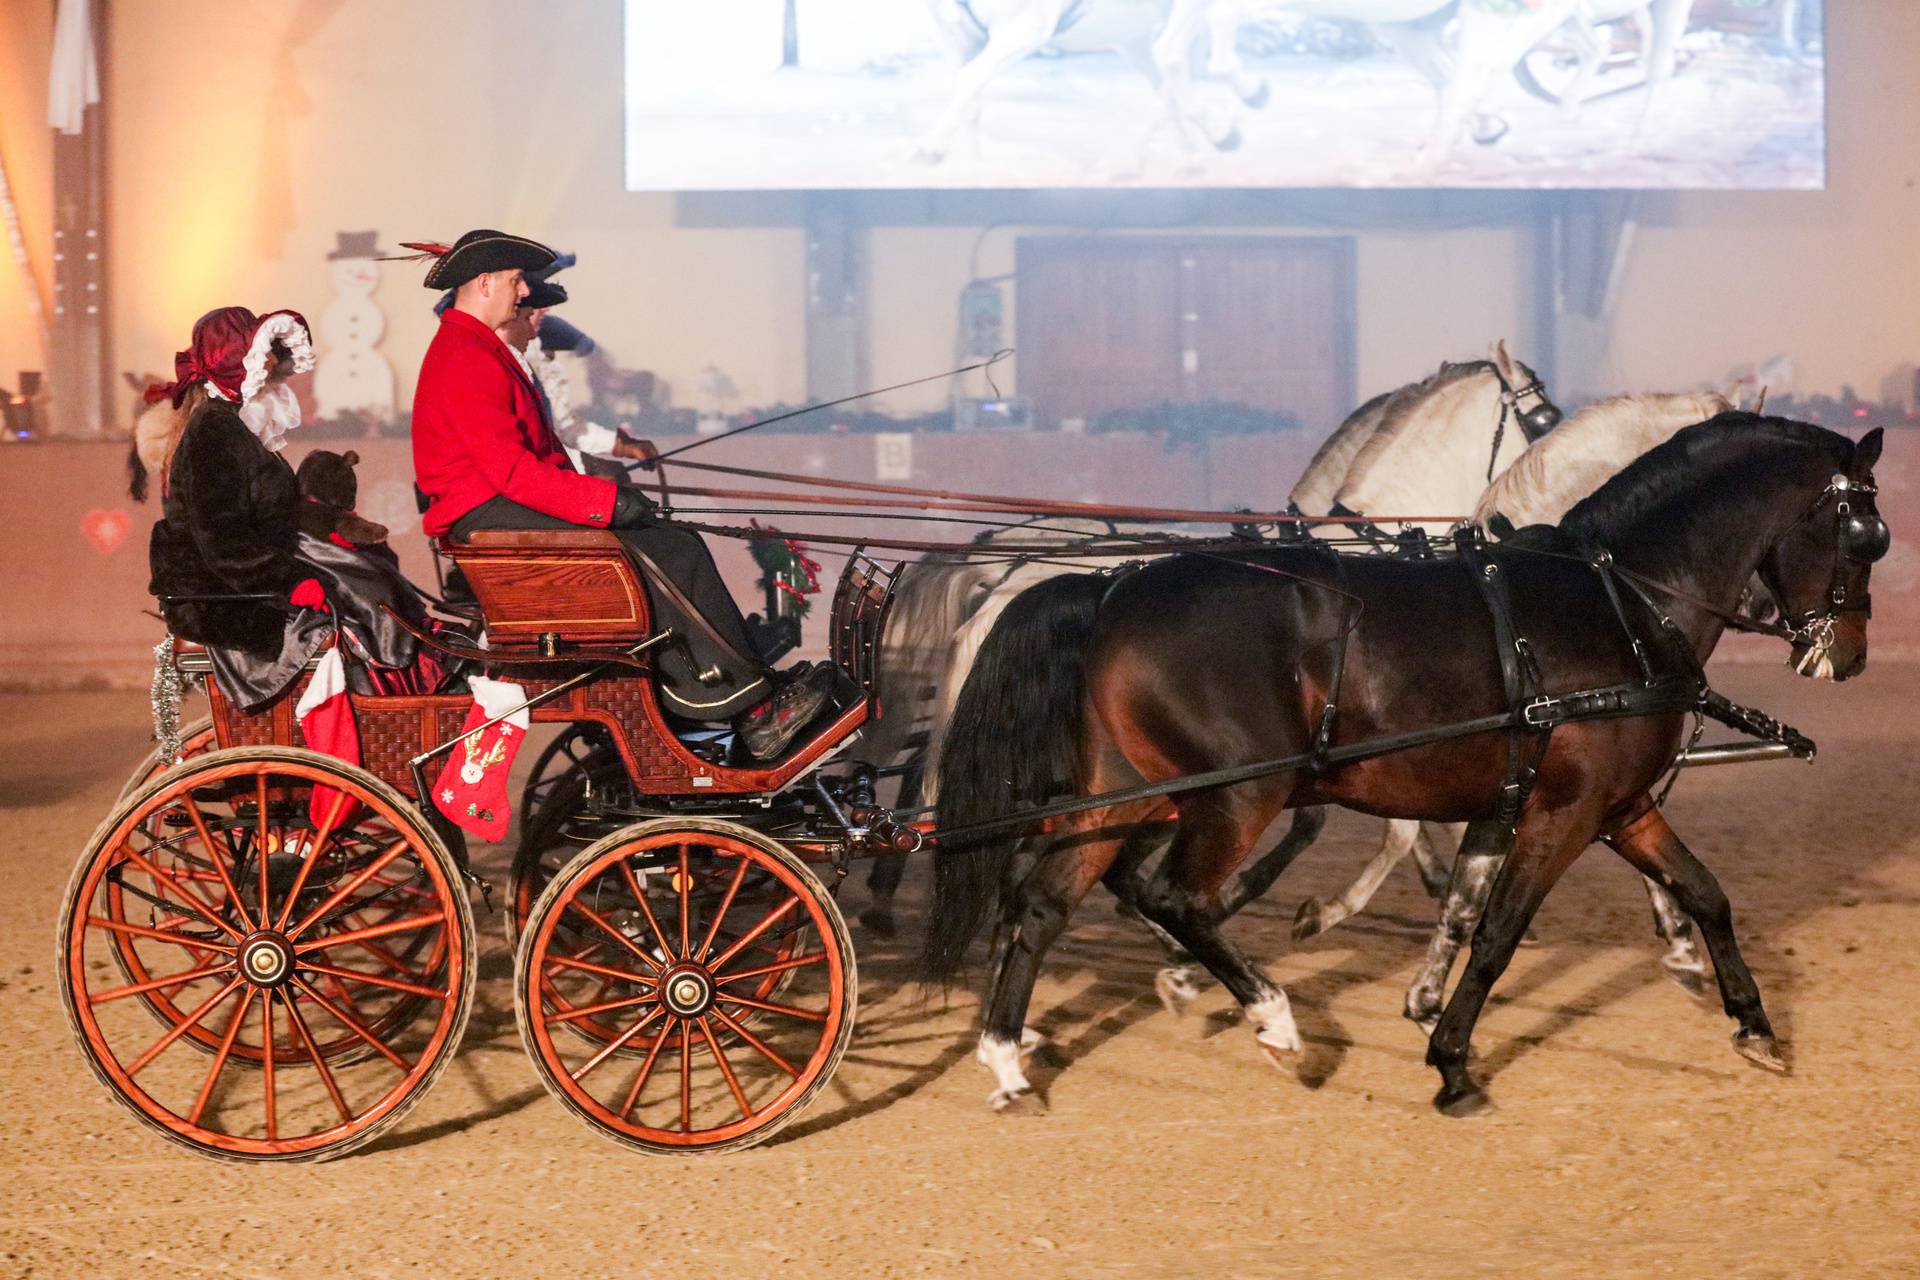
[926,415,1886,1114]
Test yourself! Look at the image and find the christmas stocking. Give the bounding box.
[295,647,362,830]
[431,676,530,843]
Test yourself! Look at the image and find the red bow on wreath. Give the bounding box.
[747,520,822,616]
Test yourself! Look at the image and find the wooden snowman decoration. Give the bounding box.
[313,231,395,422]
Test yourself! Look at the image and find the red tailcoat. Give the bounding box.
[412,308,615,536]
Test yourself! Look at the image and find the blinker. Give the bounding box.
[1845,514,1890,564]
[1519,401,1562,438]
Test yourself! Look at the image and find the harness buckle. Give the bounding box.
[1522,695,1559,728]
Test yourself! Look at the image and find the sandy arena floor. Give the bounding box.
[2,661,1918,1278]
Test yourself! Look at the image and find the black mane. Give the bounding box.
[1560,412,1853,546]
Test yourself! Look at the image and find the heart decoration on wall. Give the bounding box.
[81,508,132,556]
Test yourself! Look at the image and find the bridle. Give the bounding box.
[1762,473,1888,660]
[1484,364,1562,480]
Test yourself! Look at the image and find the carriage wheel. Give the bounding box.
[58,747,476,1162]
[515,818,854,1155]
[517,723,618,840]
[507,762,631,948]
[116,714,217,803]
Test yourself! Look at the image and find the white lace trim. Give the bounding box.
[206,312,316,405]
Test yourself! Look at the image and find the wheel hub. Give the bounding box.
[238,931,296,988]
[660,964,715,1018]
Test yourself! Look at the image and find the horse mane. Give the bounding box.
[1334,359,1521,518]
[1474,389,1733,528]
[1362,361,1493,452]
[1560,412,1852,546]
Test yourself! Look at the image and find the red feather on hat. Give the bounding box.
[381,241,452,262]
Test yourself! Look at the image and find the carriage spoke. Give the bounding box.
[289,976,412,1072]
[568,1007,665,1083]
[618,1022,675,1119]
[565,899,665,972]
[697,1016,755,1121]
[279,990,352,1125]
[707,897,801,972]
[709,1005,800,1078]
[678,1022,692,1132]
[188,988,256,1126]
[87,915,235,953]
[90,961,233,1005]
[676,845,692,958]
[544,953,659,987]
[715,951,827,986]
[261,988,277,1141]
[128,978,244,1076]
[284,838,411,942]
[301,959,449,1002]
[179,796,253,931]
[293,909,447,955]
[717,992,829,1024]
[547,990,657,1026]
[618,860,676,962]
[255,774,271,928]
[119,844,244,942]
[694,857,751,963]
[273,788,350,931]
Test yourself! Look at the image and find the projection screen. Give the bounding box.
[624,1,1824,191]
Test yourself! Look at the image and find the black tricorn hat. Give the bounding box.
[521,277,568,309]
[405,229,556,291]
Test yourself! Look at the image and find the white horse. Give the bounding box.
[1161,0,1696,159]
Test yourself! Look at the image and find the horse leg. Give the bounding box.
[1294,818,1420,940]
[976,830,1126,1112]
[1151,0,1243,152]
[1403,820,1509,1035]
[1204,0,1268,108]
[1633,0,1693,138]
[1642,875,1707,992]
[1132,793,1306,1066]
[1426,807,1599,1115]
[1411,821,1460,899]
[1423,2,1576,160]
[915,2,1063,163]
[1604,807,1784,1071]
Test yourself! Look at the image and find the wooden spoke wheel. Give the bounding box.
[116,715,217,804]
[515,818,854,1156]
[516,724,618,842]
[59,747,476,1163]
[507,763,631,949]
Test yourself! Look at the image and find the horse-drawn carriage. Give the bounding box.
[58,529,903,1161]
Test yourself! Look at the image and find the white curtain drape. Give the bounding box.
[47,0,101,136]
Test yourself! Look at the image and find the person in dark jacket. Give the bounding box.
[133,307,447,709]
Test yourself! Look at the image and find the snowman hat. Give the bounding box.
[327,230,381,260]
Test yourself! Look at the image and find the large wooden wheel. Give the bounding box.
[116,714,217,803]
[514,818,855,1155]
[58,747,476,1163]
[516,723,618,844]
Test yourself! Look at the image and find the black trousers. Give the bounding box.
[449,497,770,721]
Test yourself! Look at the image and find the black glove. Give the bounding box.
[610,485,658,529]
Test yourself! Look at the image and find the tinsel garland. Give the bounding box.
[0,140,49,359]
[747,520,822,617]
[148,636,199,766]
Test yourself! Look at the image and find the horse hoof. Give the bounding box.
[1154,966,1203,1017]
[1212,124,1244,153]
[1434,1084,1494,1118]
[858,907,896,939]
[1471,114,1510,146]
[1733,1031,1790,1074]
[912,144,947,166]
[1291,899,1323,940]
[990,1087,1048,1116]
[1662,960,1707,996]
[1241,80,1271,110]
[1517,928,1542,948]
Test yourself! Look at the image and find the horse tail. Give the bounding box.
[923,570,1108,983]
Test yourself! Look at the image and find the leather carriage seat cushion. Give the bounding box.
[442,532,653,646]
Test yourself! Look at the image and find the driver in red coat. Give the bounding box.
[409,229,833,760]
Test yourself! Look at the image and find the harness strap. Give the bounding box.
[1456,528,1552,830]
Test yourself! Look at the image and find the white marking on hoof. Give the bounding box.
[1154,965,1204,1016]
[1246,992,1301,1058]
[1661,939,1707,978]
[976,1033,1033,1104]
[1017,1025,1044,1056]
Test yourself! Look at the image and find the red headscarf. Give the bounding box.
[144,307,312,408]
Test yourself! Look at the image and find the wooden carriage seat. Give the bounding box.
[440,529,653,650]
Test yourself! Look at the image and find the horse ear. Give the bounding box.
[1753,385,1768,415]
[1854,427,1884,475]
[1491,339,1514,380]
[343,449,360,467]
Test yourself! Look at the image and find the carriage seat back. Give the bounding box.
[440,529,653,649]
